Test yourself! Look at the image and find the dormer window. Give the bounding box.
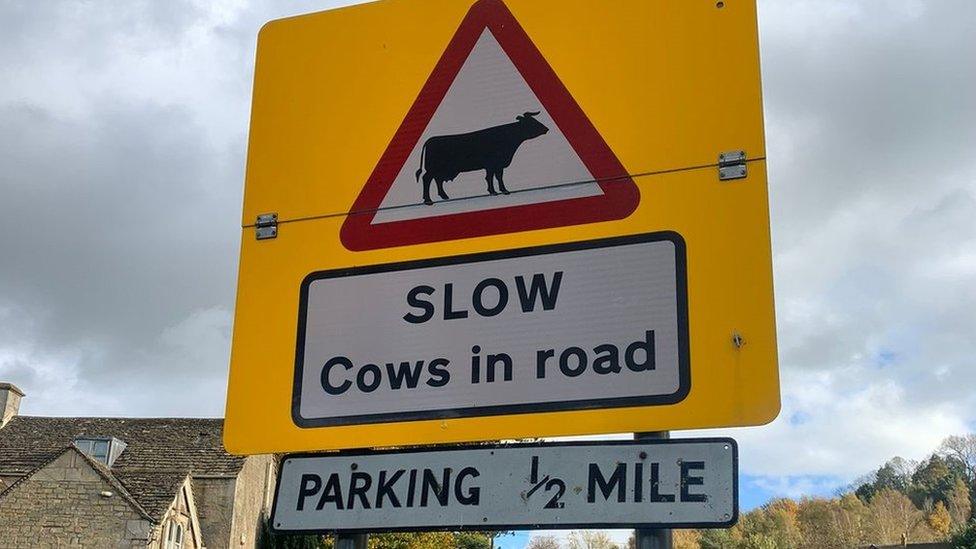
[74,437,126,467]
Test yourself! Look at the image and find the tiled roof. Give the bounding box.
[0,416,244,476]
[114,470,191,521]
[0,416,245,521]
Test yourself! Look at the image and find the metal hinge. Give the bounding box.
[255,213,278,240]
[718,150,747,181]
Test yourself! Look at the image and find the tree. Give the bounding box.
[698,527,737,549]
[527,535,561,549]
[672,530,703,549]
[941,435,976,485]
[737,534,779,549]
[455,532,493,549]
[928,501,953,537]
[259,519,326,549]
[798,497,849,549]
[951,521,976,549]
[727,498,802,549]
[365,532,457,549]
[834,493,871,548]
[856,457,915,502]
[910,454,970,512]
[867,488,935,545]
[566,531,619,549]
[948,478,974,528]
[795,493,871,549]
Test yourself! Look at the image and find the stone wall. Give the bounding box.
[193,476,237,549]
[187,455,275,549]
[0,450,153,548]
[229,455,276,548]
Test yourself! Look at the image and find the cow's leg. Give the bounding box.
[435,179,450,200]
[485,169,498,195]
[422,173,434,205]
[496,170,510,195]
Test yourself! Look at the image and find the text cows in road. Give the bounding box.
[415,112,549,204]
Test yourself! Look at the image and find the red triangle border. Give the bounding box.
[340,0,639,251]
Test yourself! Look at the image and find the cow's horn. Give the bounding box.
[524,111,541,117]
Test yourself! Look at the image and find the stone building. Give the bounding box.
[0,383,276,548]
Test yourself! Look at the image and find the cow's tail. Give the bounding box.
[415,141,426,181]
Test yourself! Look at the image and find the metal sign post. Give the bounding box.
[634,432,673,549]
[335,534,367,549]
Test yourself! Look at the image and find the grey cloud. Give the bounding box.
[762,1,976,246]
[0,0,363,416]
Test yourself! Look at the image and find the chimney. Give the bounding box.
[0,382,25,428]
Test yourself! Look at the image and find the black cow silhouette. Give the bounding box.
[414,112,549,205]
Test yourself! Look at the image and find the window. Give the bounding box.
[164,521,184,549]
[73,437,126,466]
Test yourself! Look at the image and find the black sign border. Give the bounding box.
[269,438,738,534]
[293,231,690,428]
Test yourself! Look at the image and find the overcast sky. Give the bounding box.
[1,0,975,524]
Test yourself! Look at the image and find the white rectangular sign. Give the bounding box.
[270,439,737,533]
[294,233,689,427]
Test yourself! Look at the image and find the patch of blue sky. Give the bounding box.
[740,474,848,511]
[789,411,811,425]
[874,349,898,368]
[496,532,531,549]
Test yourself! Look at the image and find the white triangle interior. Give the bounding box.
[371,29,602,225]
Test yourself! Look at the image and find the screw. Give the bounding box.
[639,451,648,460]
[732,331,745,348]
[350,463,358,471]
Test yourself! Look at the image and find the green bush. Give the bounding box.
[952,522,976,549]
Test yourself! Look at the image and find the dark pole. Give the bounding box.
[335,534,368,549]
[634,432,672,549]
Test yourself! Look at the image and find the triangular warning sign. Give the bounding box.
[340,0,640,251]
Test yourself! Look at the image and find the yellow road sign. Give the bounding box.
[225,0,777,454]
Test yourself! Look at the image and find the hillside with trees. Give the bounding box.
[687,433,976,549]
